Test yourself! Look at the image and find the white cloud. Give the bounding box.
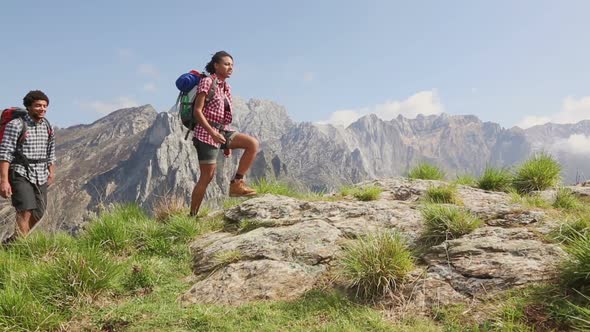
[143,83,157,93]
[550,134,590,155]
[318,90,444,127]
[138,63,159,78]
[517,95,590,128]
[87,97,139,115]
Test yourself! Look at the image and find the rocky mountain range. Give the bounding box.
[1,97,590,237]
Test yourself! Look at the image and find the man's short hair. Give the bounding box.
[23,90,49,108]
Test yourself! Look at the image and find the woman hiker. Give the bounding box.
[190,51,259,217]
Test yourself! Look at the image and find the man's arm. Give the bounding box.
[0,161,11,198]
[0,120,21,198]
[47,123,56,185]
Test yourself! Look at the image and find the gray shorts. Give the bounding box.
[9,172,47,220]
[193,131,238,164]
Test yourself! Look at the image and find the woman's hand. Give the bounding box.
[224,149,232,158]
[211,131,226,144]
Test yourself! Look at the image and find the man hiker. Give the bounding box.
[0,90,56,241]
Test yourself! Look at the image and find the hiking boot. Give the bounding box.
[229,179,257,197]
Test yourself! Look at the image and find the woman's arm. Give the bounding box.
[193,92,226,144]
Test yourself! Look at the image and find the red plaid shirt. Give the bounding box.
[194,74,233,147]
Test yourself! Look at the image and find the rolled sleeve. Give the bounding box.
[196,77,212,95]
[0,120,22,162]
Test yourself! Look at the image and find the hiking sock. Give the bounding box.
[231,173,244,183]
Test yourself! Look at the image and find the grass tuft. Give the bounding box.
[28,246,122,309]
[477,167,513,192]
[420,204,482,245]
[553,187,581,210]
[336,231,414,298]
[423,184,461,204]
[561,232,590,295]
[453,174,477,186]
[152,194,188,222]
[408,163,445,180]
[212,250,243,268]
[339,185,383,201]
[513,152,561,194]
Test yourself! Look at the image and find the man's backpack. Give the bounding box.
[0,107,54,168]
[175,70,217,139]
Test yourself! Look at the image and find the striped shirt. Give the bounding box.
[193,74,233,147]
[0,114,56,185]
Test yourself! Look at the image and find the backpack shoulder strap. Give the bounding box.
[17,117,27,146]
[43,118,54,138]
[205,77,218,103]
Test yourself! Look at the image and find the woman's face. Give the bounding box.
[214,56,234,79]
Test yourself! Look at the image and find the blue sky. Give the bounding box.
[1,0,589,129]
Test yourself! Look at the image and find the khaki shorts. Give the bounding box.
[9,171,47,220]
[193,131,238,164]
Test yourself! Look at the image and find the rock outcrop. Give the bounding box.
[181,178,566,307]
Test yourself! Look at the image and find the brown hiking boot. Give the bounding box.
[229,179,257,197]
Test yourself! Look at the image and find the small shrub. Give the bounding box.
[561,232,590,295]
[454,174,477,186]
[423,184,461,204]
[477,167,513,192]
[513,153,561,194]
[420,204,482,245]
[553,187,581,210]
[336,231,414,298]
[408,163,445,180]
[152,194,188,222]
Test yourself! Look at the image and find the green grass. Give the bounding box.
[0,287,63,331]
[336,231,414,298]
[423,184,461,204]
[339,185,383,201]
[27,245,122,310]
[553,187,582,210]
[212,250,243,268]
[122,262,157,293]
[508,190,551,209]
[91,289,399,332]
[420,204,482,245]
[408,163,445,180]
[477,167,513,192]
[561,232,590,295]
[453,174,477,186]
[553,214,590,244]
[252,178,327,201]
[513,152,561,194]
